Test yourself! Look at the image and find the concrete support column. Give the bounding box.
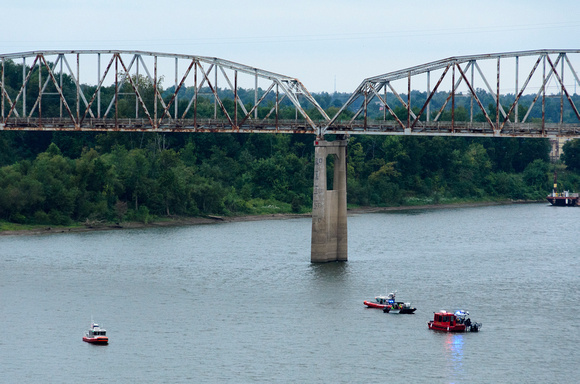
[311,139,348,263]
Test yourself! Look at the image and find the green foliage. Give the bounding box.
[0,129,574,228]
[523,159,550,189]
[561,139,580,171]
[135,206,151,224]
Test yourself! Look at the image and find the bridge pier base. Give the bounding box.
[311,139,348,263]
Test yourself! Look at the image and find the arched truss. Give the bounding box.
[324,49,580,138]
[0,50,329,134]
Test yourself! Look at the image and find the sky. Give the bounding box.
[2,0,579,93]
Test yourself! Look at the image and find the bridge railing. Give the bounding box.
[1,117,319,134]
[326,120,580,138]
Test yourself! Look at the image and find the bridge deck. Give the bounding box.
[2,117,579,138]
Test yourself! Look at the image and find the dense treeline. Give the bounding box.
[1,59,580,226]
[0,132,317,225]
[1,129,580,226]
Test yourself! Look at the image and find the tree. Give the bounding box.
[0,165,44,221]
[114,200,128,222]
[561,139,580,171]
[367,162,402,205]
[523,159,550,191]
[29,145,79,223]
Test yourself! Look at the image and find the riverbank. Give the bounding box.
[0,200,543,236]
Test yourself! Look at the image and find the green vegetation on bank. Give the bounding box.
[1,130,580,229]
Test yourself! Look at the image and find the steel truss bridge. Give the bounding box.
[1,49,580,139]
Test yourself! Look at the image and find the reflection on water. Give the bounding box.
[309,261,350,281]
[444,333,464,382]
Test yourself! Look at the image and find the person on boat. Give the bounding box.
[465,318,471,327]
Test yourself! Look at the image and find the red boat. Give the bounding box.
[364,292,396,309]
[427,310,481,332]
[83,321,109,344]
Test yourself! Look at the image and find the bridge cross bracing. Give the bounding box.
[1,49,580,139]
[0,50,328,135]
[325,49,580,139]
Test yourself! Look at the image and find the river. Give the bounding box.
[1,203,578,383]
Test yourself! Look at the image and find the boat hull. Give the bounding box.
[363,300,388,309]
[384,307,416,314]
[427,321,480,332]
[427,321,466,332]
[547,196,579,206]
[83,336,109,345]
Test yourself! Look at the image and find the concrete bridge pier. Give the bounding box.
[311,139,348,263]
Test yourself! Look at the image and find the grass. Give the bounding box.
[1,196,528,234]
[0,221,83,232]
[238,198,294,215]
[347,196,515,210]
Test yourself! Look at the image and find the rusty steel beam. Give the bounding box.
[546,55,580,122]
[0,118,316,134]
[411,65,450,129]
[368,84,406,130]
[1,118,578,137]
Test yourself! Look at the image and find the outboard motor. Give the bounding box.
[469,322,482,332]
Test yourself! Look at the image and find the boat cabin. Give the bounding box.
[374,296,395,305]
[433,311,457,326]
[428,310,480,332]
[88,329,107,337]
[87,323,107,337]
[428,310,468,332]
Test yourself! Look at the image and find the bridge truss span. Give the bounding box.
[0,50,329,134]
[323,49,580,138]
[2,49,580,140]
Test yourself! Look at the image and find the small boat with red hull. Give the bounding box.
[364,291,416,313]
[364,292,395,309]
[427,310,481,332]
[83,321,109,344]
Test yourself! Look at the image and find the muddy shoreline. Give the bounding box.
[0,200,542,236]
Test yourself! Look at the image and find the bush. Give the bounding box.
[48,209,71,225]
[33,210,50,224]
[135,205,150,224]
[291,196,302,213]
[11,213,26,224]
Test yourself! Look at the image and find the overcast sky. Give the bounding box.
[2,0,579,93]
